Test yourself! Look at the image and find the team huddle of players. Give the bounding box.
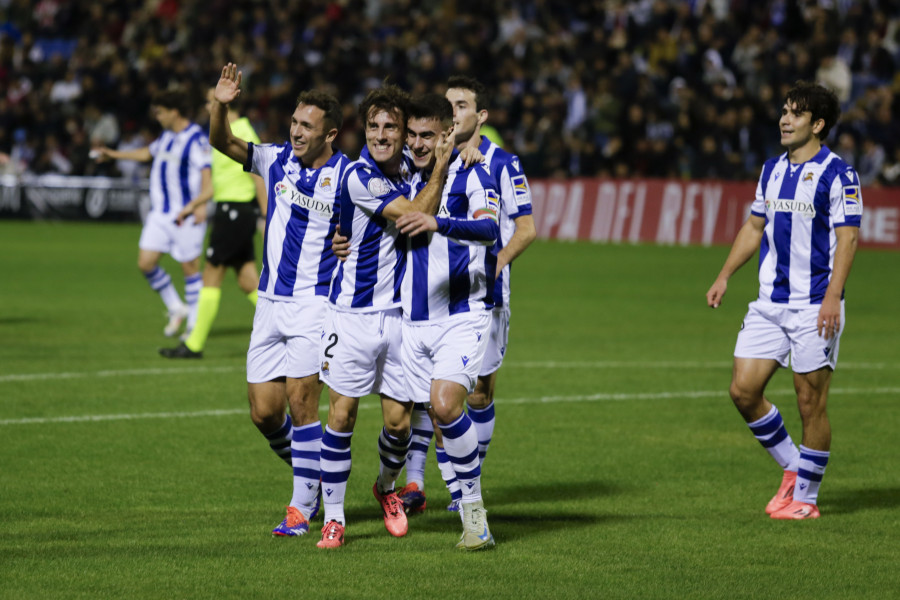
[206,64,535,550]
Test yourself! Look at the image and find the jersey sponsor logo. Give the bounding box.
[511,174,530,206]
[275,181,289,198]
[766,198,816,218]
[843,185,862,215]
[367,177,392,198]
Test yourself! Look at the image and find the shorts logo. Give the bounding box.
[461,355,470,366]
[321,361,330,375]
[367,177,392,198]
[843,185,862,216]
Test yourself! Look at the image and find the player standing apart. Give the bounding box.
[315,89,457,549]
[399,77,536,514]
[160,88,267,359]
[94,90,212,339]
[706,81,861,520]
[209,63,350,535]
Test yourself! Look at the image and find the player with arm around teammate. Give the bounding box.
[706,81,861,520]
[314,89,459,549]
[394,97,501,550]
[398,76,536,515]
[93,90,212,341]
[210,63,351,536]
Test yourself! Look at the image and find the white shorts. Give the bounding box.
[734,300,844,373]
[319,307,406,401]
[138,210,206,262]
[247,296,328,383]
[402,311,492,403]
[479,307,510,377]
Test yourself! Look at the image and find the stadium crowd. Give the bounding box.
[2,0,900,185]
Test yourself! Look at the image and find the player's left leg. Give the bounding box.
[373,396,412,537]
[468,371,497,465]
[318,390,358,546]
[771,367,832,520]
[178,257,202,336]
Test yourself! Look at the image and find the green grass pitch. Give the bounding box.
[1,221,898,599]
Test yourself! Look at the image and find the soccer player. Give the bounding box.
[159,88,267,359]
[209,63,350,536]
[394,97,501,551]
[399,76,536,515]
[706,81,861,520]
[315,90,458,549]
[94,90,212,339]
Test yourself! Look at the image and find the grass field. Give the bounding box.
[1,221,898,599]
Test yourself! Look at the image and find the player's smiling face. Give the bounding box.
[446,88,485,147]
[407,117,447,170]
[290,103,332,164]
[779,101,821,151]
[365,107,405,169]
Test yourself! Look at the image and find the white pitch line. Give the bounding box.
[2,386,898,427]
[1,360,896,384]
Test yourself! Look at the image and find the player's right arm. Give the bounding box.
[209,63,249,165]
[706,214,765,308]
[93,146,152,163]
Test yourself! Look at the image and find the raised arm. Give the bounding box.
[381,130,456,222]
[706,214,765,308]
[209,63,250,165]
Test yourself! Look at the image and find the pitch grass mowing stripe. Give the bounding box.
[2,385,898,426]
[1,360,896,384]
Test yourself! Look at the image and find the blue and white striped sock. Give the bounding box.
[376,427,410,493]
[184,273,203,329]
[289,421,323,517]
[795,445,829,505]
[747,405,800,471]
[439,413,481,504]
[320,425,352,526]
[263,414,292,466]
[405,405,433,488]
[436,447,462,504]
[144,266,183,313]
[467,401,495,465]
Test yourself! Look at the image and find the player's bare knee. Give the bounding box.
[729,381,764,415]
[467,391,490,410]
[329,409,355,433]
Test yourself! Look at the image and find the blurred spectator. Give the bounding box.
[0,0,897,185]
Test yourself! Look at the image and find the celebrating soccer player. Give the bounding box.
[208,63,350,537]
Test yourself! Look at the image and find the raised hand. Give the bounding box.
[434,126,457,165]
[215,63,242,105]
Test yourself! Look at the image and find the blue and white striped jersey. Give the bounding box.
[751,146,862,306]
[475,136,533,309]
[402,156,500,322]
[148,123,211,214]
[246,142,350,301]
[328,146,414,311]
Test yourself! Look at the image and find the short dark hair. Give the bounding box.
[151,90,192,117]
[446,75,489,111]
[784,81,841,140]
[408,93,453,126]
[357,84,411,128]
[296,90,343,132]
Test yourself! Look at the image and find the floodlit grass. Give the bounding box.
[1,221,898,599]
